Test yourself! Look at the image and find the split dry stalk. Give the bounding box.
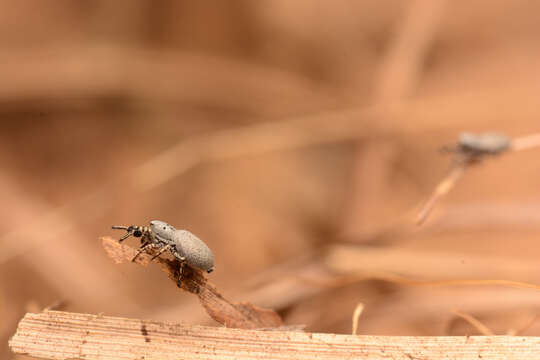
[10,310,540,360]
[101,236,283,329]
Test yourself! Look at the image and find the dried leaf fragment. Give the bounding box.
[101,236,283,329]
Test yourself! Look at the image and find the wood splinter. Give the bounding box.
[10,310,540,360]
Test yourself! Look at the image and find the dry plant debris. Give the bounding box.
[10,310,540,360]
[325,244,540,290]
[101,236,283,329]
[416,131,540,225]
[451,309,495,336]
[351,302,365,335]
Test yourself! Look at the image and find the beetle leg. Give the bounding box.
[131,243,154,262]
[176,257,187,287]
[150,244,172,261]
[139,232,152,247]
[118,232,133,242]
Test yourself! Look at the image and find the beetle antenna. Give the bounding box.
[112,225,134,242]
[111,225,129,230]
[118,232,133,241]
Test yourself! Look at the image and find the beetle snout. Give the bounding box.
[149,220,161,229]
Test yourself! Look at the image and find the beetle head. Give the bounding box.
[150,220,176,239]
[112,224,143,241]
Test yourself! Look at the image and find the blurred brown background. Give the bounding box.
[2,1,540,358]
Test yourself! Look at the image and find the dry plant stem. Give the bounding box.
[1,93,538,266]
[148,254,329,324]
[511,132,540,151]
[351,302,365,335]
[342,0,446,236]
[515,314,540,336]
[309,269,540,292]
[132,97,532,192]
[0,176,139,314]
[362,287,540,336]
[452,310,495,336]
[416,164,465,225]
[415,130,540,226]
[1,43,539,266]
[101,237,283,329]
[373,0,447,100]
[347,131,540,238]
[154,244,540,326]
[0,46,336,115]
[10,311,540,360]
[325,245,540,290]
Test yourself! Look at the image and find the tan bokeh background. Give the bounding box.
[2,1,540,358]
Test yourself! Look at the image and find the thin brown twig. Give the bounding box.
[351,302,365,335]
[510,132,540,151]
[451,309,495,336]
[146,253,328,323]
[373,0,447,101]
[0,45,335,114]
[415,164,466,225]
[303,271,540,292]
[320,244,540,291]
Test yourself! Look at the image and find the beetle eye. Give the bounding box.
[133,229,143,237]
[163,227,166,230]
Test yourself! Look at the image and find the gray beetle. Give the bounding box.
[441,132,511,162]
[112,220,214,279]
[457,132,511,155]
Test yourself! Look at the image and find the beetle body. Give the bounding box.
[112,220,214,274]
[458,132,510,155]
[149,220,214,273]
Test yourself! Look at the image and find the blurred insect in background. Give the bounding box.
[112,220,214,283]
[417,132,511,225]
[442,132,511,159]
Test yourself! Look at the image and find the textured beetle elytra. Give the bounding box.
[112,220,214,282]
